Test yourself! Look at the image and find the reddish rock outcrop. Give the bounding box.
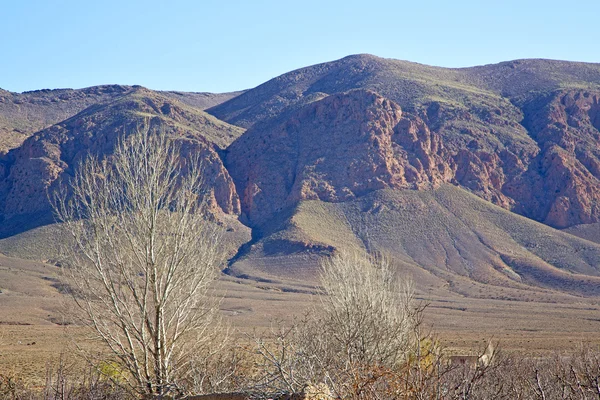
[226,88,600,229]
[0,90,241,225]
[505,90,600,227]
[226,90,453,225]
[211,55,600,230]
[4,66,600,234]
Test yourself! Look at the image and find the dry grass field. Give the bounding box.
[2,250,599,386]
[218,271,600,354]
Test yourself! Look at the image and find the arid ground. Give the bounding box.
[1,252,599,386]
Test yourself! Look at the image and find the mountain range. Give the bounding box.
[2,54,600,301]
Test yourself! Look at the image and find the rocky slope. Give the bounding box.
[216,55,600,229]
[226,89,453,225]
[0,85,239,153]
[0,87,244,235]
[225,86,600,230]
[228,185,600,299]
[0,85,133,152]
[509,90,600,227]
[4,55,600,299]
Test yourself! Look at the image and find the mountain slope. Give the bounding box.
[162,90,245,110]
[0,85,133,152]
[226,89,453,225]
[0,86,241,153]
[3,55,600,301]
[208,54,600,129]
[0,87,245,236]
[228,185,600,299]
[219,55,600,229]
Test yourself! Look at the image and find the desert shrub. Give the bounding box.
[0,359,127,400]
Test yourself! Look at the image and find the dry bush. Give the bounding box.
[251,251,422,399]
[0,356,127,400]
[467,346,600,400]
[0,372,29,400]
[183,341,255,395]
[319,252,417,369]
[403,344,600,400]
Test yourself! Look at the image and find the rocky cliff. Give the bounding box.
[4,55,600,297]
[226,90,453,225]
[215,55,600,229]
[507,90,600,227]
[225,87,600,229]
[0,88,244,232]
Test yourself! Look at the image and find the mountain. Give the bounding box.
[228,184,600,299]
[162,90,245,110]
[0,85,132,152]
[3,55,600,301]
[226,89,452,226]
[215,54,600,229]
[223,86,600,299]
[0,87,244,237]
[0,85,240,153]
[209,55,600,128]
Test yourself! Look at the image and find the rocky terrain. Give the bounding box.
[225,85,600,229]
[3,54,600,299]
[226,89,453,225]
[0,85,131,152]
[0,87,244,236]
[213,54,600,230]
[0,85,241,153]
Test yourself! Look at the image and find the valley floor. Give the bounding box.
[1,253,600,385]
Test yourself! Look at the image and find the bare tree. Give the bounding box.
[318,251,416,369]
[253,251,419,399]
[54,127,226,398]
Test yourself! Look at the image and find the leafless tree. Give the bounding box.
[253,251,419,399]
[318,251,416,370]
[54,127,226,398]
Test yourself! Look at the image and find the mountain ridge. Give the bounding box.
[213,55,600,229]
[0,84,241,153]
[3,54,600,299]
[0,87,244,236]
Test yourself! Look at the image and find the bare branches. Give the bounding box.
[318,251,417,370]
[251,250,421,399]
[53,125,226,397]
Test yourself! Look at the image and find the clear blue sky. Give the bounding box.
[1,0,599,93]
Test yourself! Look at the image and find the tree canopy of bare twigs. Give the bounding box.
[319,251,416,369]
[253,251,419,398]
[54,127,226,398]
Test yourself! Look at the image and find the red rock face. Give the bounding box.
[0,92,241,223]
[227,88,600,229]
[4,84,600,232]
[226,90,454,225]
[0,134,67,216]
[206,55,600,230]
[183,141,241,215]
[505,91,600,227]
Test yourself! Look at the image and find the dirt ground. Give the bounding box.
[1,253,600,385]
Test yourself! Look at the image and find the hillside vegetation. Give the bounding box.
[230,184,600,300]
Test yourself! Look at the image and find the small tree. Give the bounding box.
[54,127,225,397]
[254,251,419,398]
[319,251,416,368]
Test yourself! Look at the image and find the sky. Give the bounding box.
[1,0,599,94]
